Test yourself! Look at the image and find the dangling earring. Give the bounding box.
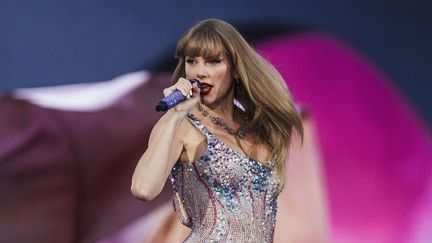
[234,74,240,85]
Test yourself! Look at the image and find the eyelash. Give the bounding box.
[185,58,196,64]
[186,58,222,64]
[209,59,222,64]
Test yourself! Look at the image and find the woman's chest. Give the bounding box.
[180,125,272,166]
[189,141,278,193]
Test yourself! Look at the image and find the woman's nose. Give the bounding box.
[195,63,208,78]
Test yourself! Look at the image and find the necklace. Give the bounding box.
[196,103,252,139]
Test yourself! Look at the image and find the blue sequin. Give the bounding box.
[170,114,281,243]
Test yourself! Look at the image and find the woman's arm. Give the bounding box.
[130,109,187,201]
[131,78,200,201]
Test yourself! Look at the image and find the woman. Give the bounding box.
[131,19,303,242]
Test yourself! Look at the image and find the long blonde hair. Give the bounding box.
[172,19,303,191]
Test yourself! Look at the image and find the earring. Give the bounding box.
[234,75,240,84]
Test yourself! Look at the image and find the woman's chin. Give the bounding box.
[200,91,213,100]
[199,96,215,106]
[200,88,212,96]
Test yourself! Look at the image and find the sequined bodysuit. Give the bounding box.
[170,114,281,243]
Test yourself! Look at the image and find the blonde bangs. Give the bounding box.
[176,28,227,59]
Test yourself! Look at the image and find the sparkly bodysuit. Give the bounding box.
[170,114,281,243]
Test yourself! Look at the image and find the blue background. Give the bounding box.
[0,0,430,125]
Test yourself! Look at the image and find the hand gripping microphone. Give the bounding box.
[155,79,202,112]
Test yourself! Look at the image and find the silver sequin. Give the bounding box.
[170,114,281,243]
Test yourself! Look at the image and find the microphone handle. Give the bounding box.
[155,79,202,112]
[155,90,186,112]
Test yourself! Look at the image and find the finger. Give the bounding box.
[179,82,192,97]
[178,86,189,97]
[191,83,201,97]
[178,77,191,87]
[163,86,177,97]
[171,78,193,98]
[166,81,182,92]
[188,82,193,96]
[180,78,192,88]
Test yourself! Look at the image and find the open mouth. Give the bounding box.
[200,82,213,95]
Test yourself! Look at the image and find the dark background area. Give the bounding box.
[0,0,430,126]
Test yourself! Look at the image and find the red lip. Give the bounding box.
[200,82,213,95]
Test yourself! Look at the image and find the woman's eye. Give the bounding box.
[186,58,196,64]
[208,59,222,64]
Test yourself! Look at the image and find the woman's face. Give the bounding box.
[185,53,233,106]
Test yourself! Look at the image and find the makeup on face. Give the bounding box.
[185,54,231,99]
[200,82,213,95]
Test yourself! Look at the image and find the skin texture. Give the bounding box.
[184,55,233,110]
[179,54,272,164]
[131,54,272,201]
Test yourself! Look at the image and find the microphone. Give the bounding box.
[155,79,202,112]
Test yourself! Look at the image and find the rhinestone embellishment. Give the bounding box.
[170,114,280,242]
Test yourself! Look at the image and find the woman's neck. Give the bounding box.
[198,86,248,128]
[202,87,235,120]
[201,102,246,128]
[207,102,233,119]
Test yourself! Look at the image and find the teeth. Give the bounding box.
[200,83,212,94]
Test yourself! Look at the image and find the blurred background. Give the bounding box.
[0,1,431,243]
[0,0,431,124]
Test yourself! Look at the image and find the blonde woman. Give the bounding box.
[131,19,303,242]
